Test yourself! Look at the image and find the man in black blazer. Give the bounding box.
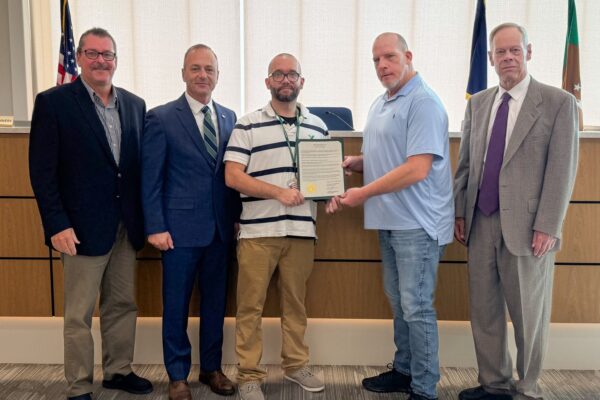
[29,28,152,400]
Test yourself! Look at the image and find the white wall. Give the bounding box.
[0,0,14,116]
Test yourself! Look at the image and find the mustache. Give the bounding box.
[91,63,111,70]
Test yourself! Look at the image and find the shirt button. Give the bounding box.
[116,195,120,199]
[117,173,122,178]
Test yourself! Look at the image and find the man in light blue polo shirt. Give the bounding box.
[338,32,454,400]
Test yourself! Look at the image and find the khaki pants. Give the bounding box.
[63,224,138,397]
[235,237,315,383]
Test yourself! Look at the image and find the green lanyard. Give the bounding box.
[275,108,301,179]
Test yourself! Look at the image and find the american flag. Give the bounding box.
[56,0,77,85]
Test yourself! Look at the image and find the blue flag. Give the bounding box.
[466,0,487,99]
[57,0,78,85]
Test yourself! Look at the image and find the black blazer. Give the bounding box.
[29,77,146,256]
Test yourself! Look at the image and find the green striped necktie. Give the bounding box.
[201,105,218,165]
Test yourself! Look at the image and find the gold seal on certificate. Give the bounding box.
[296,139,345,199]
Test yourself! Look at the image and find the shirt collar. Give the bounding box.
[384,73,421,101]
[185,91,213,115]
[81,77,117,108]
[264,101,309,120]
[498,74,531,102]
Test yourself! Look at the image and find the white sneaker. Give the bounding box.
[239,380,265,400]
[284,366,325,392]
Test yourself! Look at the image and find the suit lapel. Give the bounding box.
[472,88,497,183]
[213,101,229,170]
[503,79,542,167]
[115,87,131,167]
[174,94,214,169]
[72,78,118,169]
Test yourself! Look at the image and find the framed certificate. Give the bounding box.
[296,139,345,200]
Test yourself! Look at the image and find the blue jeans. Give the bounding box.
[379,229,445,399]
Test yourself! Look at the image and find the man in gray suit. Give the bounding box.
[454,23,578,400]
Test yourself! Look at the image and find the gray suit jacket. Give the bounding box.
[454,77,579,256]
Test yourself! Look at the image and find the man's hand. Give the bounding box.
[454,218,466,246]
[148,231,174,251]
[341,155,363,176]
[325,196,343,214]
[531,230,557,258]
[51,228,80,256]
[339,187,367,207]
[276,188,305,207]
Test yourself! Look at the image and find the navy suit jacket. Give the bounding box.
[141,94,240,247]
[29,77,146,256]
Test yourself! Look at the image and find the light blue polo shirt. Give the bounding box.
[362,73,454,245]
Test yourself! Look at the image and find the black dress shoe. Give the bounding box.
[102,372,153,394]
[459,386,512,400]
[362,365,411,393]
[67,394,92,400]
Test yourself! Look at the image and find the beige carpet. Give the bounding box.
[0,364,599,399]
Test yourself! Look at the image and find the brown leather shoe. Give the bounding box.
[169,380,192,400]
[199,370,235,396]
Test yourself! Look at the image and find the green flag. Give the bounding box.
[562,0,583,128]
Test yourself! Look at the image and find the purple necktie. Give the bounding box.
[478,92,511,216]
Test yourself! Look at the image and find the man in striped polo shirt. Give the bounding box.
[224,53,335,400]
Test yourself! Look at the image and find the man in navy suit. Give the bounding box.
[29,28,152,400]
[141,44,240,400]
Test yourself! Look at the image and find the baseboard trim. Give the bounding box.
[1,317,599,369]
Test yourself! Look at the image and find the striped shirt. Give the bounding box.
[224,102,328,239]
[81,77,122,164]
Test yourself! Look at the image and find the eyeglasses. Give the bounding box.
[269,70,301,82]
[82,49,116,61]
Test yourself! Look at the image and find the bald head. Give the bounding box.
[268,53,302,75]
[374,32,409,53]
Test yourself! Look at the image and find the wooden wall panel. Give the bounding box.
[315,205,380,260]
[1,133,600,323]
[449,137,600,201]
[306,262,391,318]
[436,263,470,321]
[556,204,600,263]
[0,133,33,196]
[136,260,162,317]
[449,138,461,173]
[571,138,600,201]
[552,265,600,323]
[442,242,467,262]
[0,199,47,257]
[225,261,469,321]
[0,260,52,316]
[138,244,161,259]
[52,260,65,316]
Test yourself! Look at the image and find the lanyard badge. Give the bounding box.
[275,108,302,189]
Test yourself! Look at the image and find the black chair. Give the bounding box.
[308,107,354,131]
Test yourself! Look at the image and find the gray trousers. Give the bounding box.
[62,224,138,397]
[468,210,555,400]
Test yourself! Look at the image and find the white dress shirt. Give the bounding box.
[185,92,219,145]
[484,74,531,158]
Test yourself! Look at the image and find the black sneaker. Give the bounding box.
[362,364,411,393]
